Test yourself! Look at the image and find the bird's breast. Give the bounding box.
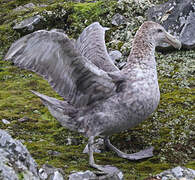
[121,72,160,126]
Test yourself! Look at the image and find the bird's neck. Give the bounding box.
[122,36,156,73]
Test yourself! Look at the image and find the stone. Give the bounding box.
[23,3,36,9]
[13,6,28,12]
[147,0,195,50]
[47,150,61,156]
[38,4,48,8]
[2,119,10,125]
[156,166,195,180]
[109,50,122,63]
[13,15,43,35]
[18,116,30,122]
[69,170,97,180]
[0,129,40,180]
[69,169,124,180]
[13,3,35,12]
[39,164,65,180]
[111,13,127,26]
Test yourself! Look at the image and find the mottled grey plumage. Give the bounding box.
[5,21,181,174]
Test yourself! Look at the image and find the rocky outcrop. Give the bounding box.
[147,0,195,50]
[0,129,65,180]
[156,166,195,180]
[13,15,44,35]
[0,129,40,180]
[69,170,124,180]
[111,13,127,26]
[13,3,36,12]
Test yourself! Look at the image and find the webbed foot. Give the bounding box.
[104,137,154,160]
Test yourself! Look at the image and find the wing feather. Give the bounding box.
[76,22,119,72]
[5,30,116,107]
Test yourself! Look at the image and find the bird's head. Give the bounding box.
[138,21,181,49]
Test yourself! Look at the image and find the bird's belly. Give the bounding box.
[101,87,160,135]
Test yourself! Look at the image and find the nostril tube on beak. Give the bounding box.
[164,32,182,50]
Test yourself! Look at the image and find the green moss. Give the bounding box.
[68,1,117,37]
[18,172,24,180]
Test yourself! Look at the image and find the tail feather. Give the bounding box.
[31,90,78,131]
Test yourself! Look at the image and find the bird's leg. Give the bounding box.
[104,136,154,160]
[88,136,121,175]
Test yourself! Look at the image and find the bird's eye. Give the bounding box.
[157,29,163,33]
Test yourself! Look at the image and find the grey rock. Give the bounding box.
[69,170,97,180]
[147,0,195,50]
[18,116,30,122]
[2,119,10,125]
[109,50,122,63]
[13,6,28,12]
[23,3,36,9]
[13,3,35,12]
[53,171,64,180]
[83,138,104,154]
[13,15,43,35]
[39,164,64,180]
[69,169,124,180]
[111,13,127,26]
[47,150,61,156]
[38,4,48,8]
[156,166,195,180]
[0,129,40,180]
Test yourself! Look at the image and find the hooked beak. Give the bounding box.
[164,31,182,49]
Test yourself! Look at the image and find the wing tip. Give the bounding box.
[91,22,110,31]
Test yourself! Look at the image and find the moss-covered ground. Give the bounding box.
[0,0,194,179]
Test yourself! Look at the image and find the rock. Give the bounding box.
[23,3,36,9]
[2,119,10,125]
[83,138,104,154]
[38,4,48,8]
[39,164,64,180]
[156,166,195,180]
[13,15,44,35]
[18,116,30,123]
[13,6,28,12]
[69,169,124,180]
[13,3,35,12]
[0,129,40,180]
[47,150,61,156]
[147,0,195,50]
[109,50,122,63]
[111,13,127,26]
[69,170,97,180]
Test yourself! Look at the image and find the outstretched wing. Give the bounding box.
[4,30,117,107]
[76,22,119,72]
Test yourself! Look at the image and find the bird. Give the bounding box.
[4,21,181,174]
